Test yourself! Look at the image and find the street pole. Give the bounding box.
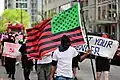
[41,0,44,21]
[116,0,119,40]
[21,3,23,24]
[78,0,96,80]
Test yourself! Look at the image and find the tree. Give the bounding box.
[0,9,31,32]
[48,10,57,18]
[0,20,7,33]
[31,21,39,27]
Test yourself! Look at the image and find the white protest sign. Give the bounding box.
[74,35,119,59]
[1,34,8,41]
[2,42,21,58]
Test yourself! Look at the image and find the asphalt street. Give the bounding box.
[0,59,120,80]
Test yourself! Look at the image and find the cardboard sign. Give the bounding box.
[2,42,21,58]
[74,35,119,59]
[1,34,8,41]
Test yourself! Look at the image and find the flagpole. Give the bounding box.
[78,0,96,80]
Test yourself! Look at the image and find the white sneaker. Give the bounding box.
[16,61,20,65]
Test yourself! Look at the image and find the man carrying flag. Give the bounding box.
[49,3,92,80]
[26,2,90,80]
[50,35,91,80]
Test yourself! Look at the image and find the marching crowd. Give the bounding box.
[0,33,113,80]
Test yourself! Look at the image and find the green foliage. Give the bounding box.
[0,9,31,32]
[48,10,57,18]
[31,21,39,27]
[0,20,7,33]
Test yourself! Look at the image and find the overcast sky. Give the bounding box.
[0,0,4,16]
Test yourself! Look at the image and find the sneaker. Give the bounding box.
[74,77,78,80]
[16,61,20,65]
[8,74,11,78]
[12,74,15,80]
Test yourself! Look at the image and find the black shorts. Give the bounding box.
[95,56,110,72]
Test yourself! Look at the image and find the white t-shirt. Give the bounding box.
[37,52,52,64]
[53,46,78,78]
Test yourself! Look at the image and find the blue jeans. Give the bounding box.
[55,76,72,80]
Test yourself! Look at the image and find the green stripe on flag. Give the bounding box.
[51,3,81,34]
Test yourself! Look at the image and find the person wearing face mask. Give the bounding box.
[3,34,16,80]
[50,35,92,80]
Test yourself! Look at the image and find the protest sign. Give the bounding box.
[74,35,119,59]
[2,42,21,58]
[0,34,8,41]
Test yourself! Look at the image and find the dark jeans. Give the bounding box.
[55,76,72,80]
[5,57,16,74]
[23,68,31,80]
[1,56,5,66]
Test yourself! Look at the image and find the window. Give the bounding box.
[48,0,51,3]
[22,0,27,1]
[31,9,37,15]
[98,26,101,32]
[102,6,107,19]
[98,0,101,3]
[82,0,88,7]
[31,3,37,8]
[48,10,51,17]
[84,10,88,22]
[8,3,11,7]
[5,0,7,3]
[16,3,18,8]
[23,3,27,8]
[112,4,116,9]
[98,7,101,20]
[44,11,47,19]
[108,4,111,9]
[44,0,47,5]
[18,3,27,8]
[107,3,117,20]
[112,4,117,20]
[5,6,7,9]
[107,10,111,20]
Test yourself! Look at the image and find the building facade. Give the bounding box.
[42,0,73,19]
[93,0,119,40]
[42,0,120,41]
[4,0,39,26]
